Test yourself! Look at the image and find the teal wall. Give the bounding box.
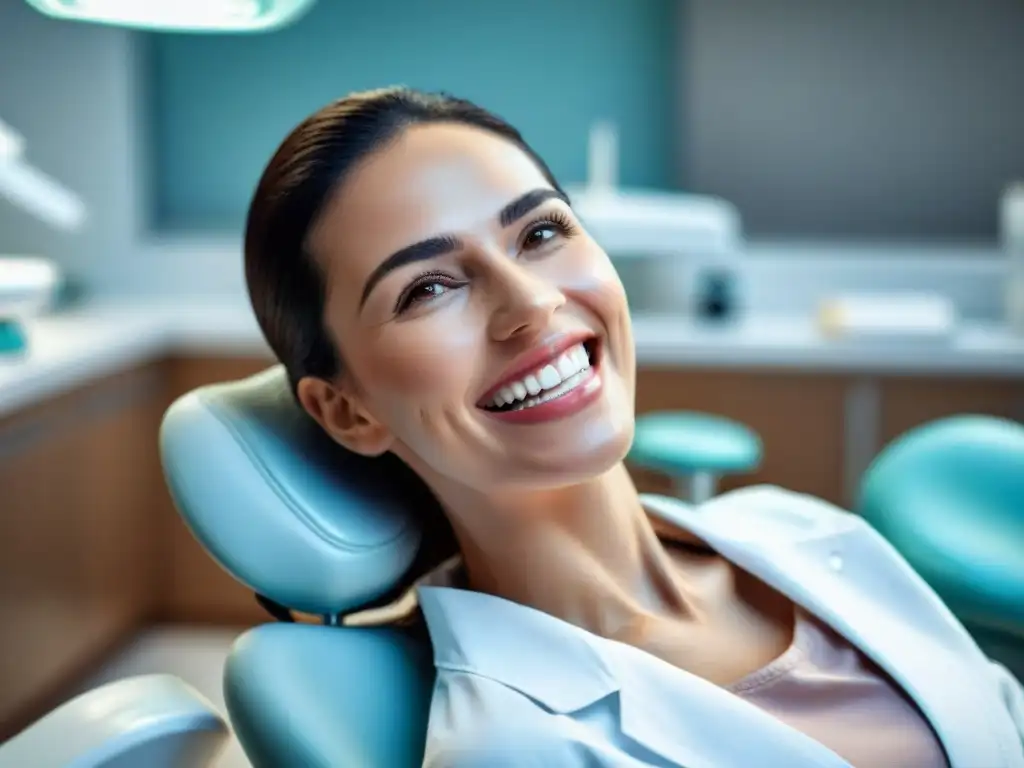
[144,0,679,232]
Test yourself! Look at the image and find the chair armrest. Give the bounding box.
[0,674,228,768]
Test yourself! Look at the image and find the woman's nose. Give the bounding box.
[487,261,566,342]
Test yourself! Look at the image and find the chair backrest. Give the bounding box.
[160,366,436,767]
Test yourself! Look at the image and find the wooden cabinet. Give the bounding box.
[633,368,851,505]
[632,370,1022,506]
[880,377,1024,445]
[0,363,168,739]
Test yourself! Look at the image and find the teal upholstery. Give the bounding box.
[160,367,435,767]
[858,415,1024,677]
[160,367,427,617]
[629,411,762,500]
[630,411,762,475]
[225,625,433,767]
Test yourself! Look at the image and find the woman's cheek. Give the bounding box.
[365,319,481,407]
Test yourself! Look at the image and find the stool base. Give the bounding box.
[675,472,717,504]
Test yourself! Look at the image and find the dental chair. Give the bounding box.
[159,365,436,767]
[857,414,1024,680]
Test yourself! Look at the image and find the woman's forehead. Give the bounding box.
[310,123,553,271]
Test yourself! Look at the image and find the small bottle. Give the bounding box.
[696,268,736,322]
[1001,182,1024,336]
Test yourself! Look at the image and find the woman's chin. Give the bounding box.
[491,399,634,488]
[503,436,632,490]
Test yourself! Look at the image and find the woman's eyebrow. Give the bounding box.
[497,187,570,228]
[358,187,570,310]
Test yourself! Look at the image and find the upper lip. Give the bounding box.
[477,331,596,406]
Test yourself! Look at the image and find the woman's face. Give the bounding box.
[304,122,635,493]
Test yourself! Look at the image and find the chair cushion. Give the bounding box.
[629,411,762,476]
[160,366,433,617]
[224,624,433,768]
[858,415,1024,639]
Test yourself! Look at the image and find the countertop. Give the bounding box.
[2,299,1023,419]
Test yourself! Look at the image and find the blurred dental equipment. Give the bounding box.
[0,258,61,319]
[1,117,76,354]
[817,293,957,344]
[566,121,742,318]
[1001,181,1024,336]
[23,0,317,33]
[569,122,741,257]
[0,118,84,231]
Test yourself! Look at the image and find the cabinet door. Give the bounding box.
[0,365,165,738]
[633,368,849,505]
[158,355,275,625]
[880,377,1024,445]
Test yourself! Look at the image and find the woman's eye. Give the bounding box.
[413,282,448,300]
[523,224,559,250]
[395,277,461,314]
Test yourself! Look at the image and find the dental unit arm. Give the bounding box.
[0,117,85,230]
[0,117,80,353]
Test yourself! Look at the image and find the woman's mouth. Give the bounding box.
[479,338,604,424]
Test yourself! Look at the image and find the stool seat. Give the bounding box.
[630,411,762,477]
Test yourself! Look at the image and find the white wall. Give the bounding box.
[0,0,144,295]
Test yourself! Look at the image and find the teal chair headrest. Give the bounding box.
[159,366,427,617]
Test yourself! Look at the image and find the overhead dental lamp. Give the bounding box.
[0,117,80,355]
[23,0,317,33]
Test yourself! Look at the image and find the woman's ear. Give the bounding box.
[296,375,393,456]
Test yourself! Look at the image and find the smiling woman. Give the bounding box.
[246,88,636,496]
[242,88,1024,767]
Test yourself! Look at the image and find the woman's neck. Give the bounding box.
[438,463,699,640]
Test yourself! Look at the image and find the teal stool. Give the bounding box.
[858,415,1024,679]
[629,411,763,502]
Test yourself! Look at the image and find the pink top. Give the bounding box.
[732,608,949,767]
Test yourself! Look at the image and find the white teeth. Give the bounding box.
[504,369,590,412]
[538,364,561,389]
[556,354,576,379]
[486,342,594,411]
